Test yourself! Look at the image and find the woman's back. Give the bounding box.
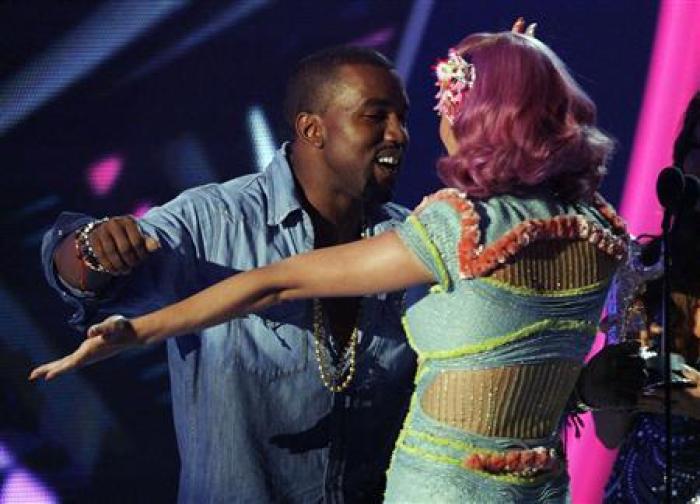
[384,189,627,502]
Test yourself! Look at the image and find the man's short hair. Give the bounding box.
[283,46,395,129]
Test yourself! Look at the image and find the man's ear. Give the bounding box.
[295,112,324,148]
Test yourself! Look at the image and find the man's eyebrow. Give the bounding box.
[361,98,410,111]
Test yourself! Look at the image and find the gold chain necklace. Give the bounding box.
[312,298,361,392]
[312,218,366,393]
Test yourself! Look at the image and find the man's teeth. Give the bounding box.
[376,156,399,166]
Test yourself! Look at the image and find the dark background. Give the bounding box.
[0,1,657,502]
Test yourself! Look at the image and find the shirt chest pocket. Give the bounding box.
[231,301,309,379]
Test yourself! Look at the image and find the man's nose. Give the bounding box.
[384,115,408,145]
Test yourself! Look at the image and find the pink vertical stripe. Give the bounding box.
[566,333,621,504]
[619,0,700,237]
[569,2,700,503]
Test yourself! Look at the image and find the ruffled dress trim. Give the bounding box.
[414,188,629,280]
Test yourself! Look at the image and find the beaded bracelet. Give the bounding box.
[73,237,88,291]
[75,218,110,273]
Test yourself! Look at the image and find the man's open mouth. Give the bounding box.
[374,149,402,174]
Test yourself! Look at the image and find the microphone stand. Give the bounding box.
[660,208,673,504]
[655,166,685,504]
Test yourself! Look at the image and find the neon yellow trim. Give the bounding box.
[401,315,423,359]
[422,319,596,360]
[414,359,431,384]
[406,215,450,291]
[388,391,421,476]
[429,284,444,294]
[480,276,608,298]
[404,428,487,454]
[398,439,462,465]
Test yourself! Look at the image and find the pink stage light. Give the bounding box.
[0,469,57,504]
[86,154,123,197]
[0,443,57,504]
[619,1,700,237]
[569,2,700,503]
[351,27,395,48]
[131,201,153,218]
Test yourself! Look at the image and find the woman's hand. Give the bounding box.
[637,365,700,420]
[578,341,646,409]
[28,315,140,381]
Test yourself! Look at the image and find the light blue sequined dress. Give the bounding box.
[385,189,628,503]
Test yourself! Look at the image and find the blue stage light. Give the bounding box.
[247,105,276,172]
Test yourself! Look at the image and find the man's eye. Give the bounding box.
[364,112,386,121]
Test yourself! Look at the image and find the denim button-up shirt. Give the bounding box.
[41,145,417,503]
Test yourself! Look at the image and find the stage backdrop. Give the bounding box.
[1,1,657,502]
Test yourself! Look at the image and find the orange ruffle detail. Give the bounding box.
[413,189,629,280]
[592,192,628,235]
[462,446,560,477]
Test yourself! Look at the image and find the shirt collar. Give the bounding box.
[263,142,304,226]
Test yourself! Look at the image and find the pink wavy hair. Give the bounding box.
[437,32,614,201]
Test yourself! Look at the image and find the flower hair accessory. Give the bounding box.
[433,49,476,125]
[512,17,537,37]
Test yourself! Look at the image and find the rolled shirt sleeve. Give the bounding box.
[39,187,224,331]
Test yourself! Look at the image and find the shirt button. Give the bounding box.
[58,230,64,236]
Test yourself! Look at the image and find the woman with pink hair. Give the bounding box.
[32,25,636,501]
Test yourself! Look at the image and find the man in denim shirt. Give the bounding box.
[40,47,416,502]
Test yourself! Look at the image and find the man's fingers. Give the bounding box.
[110,221,141,268]
[97,224,131,273]
[145,236,160,252]
[94,217,147,273]
[120,219,149,262]
[99,217,158,269]
[90,231,123,273]
[112,216,159,260]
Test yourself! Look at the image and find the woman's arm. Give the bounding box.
[30,231,433,380]
[133,230,432,342]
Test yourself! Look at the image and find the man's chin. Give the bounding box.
[363,180,394,205]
